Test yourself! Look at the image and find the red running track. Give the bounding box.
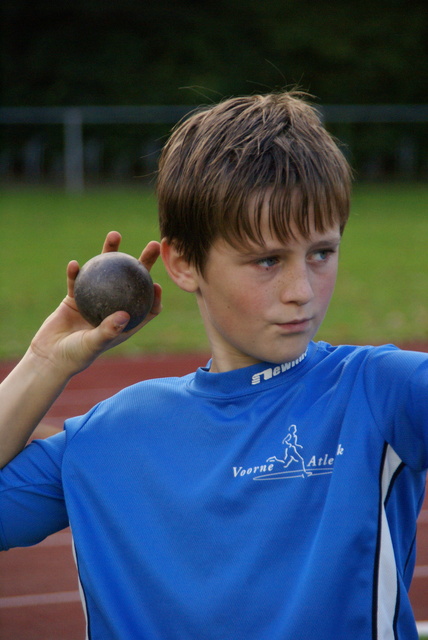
[0,352,427,639]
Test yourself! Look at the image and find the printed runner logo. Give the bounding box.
[232,424,345,481]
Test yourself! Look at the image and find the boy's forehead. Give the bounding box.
[215,223,342,256]
[235,195,340,246]
[230,187,342,244]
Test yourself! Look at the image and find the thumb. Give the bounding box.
[111,311,131,333]
[94,311,131,343]
[69,312,132,374]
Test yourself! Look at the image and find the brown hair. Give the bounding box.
[157,91,352,273]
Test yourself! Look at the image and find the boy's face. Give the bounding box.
[193,212,341,373]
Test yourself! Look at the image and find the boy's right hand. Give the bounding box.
[28,231,162,380]
[0,231,162,468]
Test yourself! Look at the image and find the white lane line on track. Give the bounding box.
[414,565,428,578]
[0,590,81,608]
[417,621,428,635]
[37,531,73,547]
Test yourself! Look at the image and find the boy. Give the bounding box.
[0,91,427,639]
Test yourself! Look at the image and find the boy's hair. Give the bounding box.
[157,91,352,273]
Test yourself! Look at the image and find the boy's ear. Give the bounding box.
[160,238,200,293]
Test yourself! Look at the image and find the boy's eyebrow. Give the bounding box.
[308,235,342,249]
[241,234,342,256]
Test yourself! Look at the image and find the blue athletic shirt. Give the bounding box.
[0,341,427,640]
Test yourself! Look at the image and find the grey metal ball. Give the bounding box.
[74,252,154,331]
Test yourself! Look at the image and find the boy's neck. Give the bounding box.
[209,347,309,374]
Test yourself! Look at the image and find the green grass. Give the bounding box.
[321,182,428,346]
[0,183,427,360]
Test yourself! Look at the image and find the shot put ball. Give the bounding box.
[74,251,154,331]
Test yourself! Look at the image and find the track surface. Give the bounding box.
[0,350,427,638]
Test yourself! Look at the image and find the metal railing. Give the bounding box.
[1,104,428,192]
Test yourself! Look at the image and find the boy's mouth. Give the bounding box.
[275,318,312,332]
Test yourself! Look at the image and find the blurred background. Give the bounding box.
[1,0,428,189]
[0,0,427,359]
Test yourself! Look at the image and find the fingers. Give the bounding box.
[66,260,80,299]
[101,232,160,271]
[139,241,161,271]
[102,231,122,253]
[150,283,162,317]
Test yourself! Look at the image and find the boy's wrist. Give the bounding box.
[23,346,75,387]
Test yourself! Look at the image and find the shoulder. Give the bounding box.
[315,340,428,373]
[314,342,428,468]
[64,372,197,441]
[350,343,428,386]
[310,341,428,400]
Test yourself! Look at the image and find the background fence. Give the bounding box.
[1,104,428,192]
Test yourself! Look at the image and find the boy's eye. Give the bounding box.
[256,256,279,268]
[311,249,335,262]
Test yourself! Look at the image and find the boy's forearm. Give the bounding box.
[0,350,71,468]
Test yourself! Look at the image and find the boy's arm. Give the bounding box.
[0,232,162,468]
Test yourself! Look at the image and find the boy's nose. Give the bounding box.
[279,266,314,305]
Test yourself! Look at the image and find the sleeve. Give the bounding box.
[0,431,69,550]
[363,346,428,470]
